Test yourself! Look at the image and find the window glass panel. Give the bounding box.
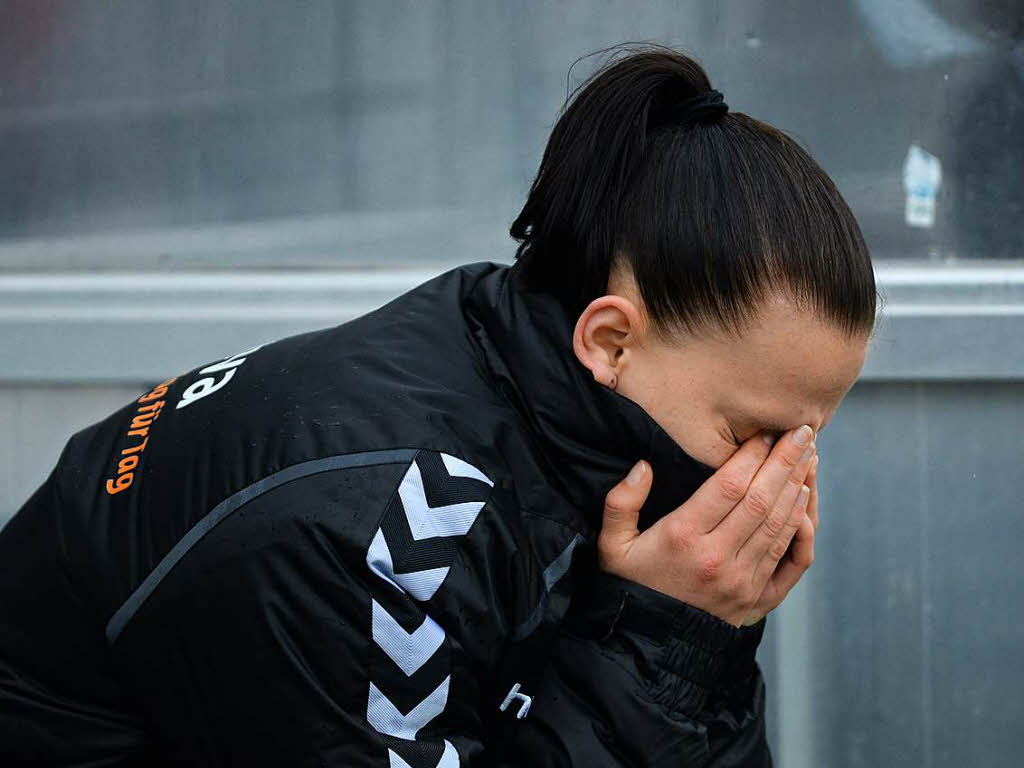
[0,0,1020,268]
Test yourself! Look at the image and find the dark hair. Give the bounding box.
[510,45,876,339]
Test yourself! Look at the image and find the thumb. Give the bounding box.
[600,460,652,549]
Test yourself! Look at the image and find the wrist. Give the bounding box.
[572,571,767,714]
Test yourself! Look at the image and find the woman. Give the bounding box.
[0,47,874,766]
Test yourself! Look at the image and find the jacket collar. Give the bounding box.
[464,261,716,530]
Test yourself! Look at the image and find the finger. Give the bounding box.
[760,510,816,600]
[599,460,653,551]
[807,454,820,530]
[735,441,815,564]
[678,430,775,533]
[709,425,815,546]
[749,483,810,588]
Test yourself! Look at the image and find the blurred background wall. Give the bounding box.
[1,1,1022,765]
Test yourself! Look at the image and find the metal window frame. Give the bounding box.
[1,259,1022,383]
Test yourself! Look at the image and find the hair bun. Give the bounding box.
[673,89,729,124]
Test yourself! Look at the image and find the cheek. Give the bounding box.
[707,441,742,471]
[699,443,738,472]
[624,356,730,467]
[653,409,734,470]
[686,412,744,471]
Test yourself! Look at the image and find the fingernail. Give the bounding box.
[794,425,813,446]
[798,485,811,506]
[800,441,816,463]
[626,460,647,486]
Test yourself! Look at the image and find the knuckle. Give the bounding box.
[603,485,628,509]
[777,448,800,471]
[745,486,774,518]
[603,489,636,519]
[717,473,748,504]
[737,586,758,609]
[786,472,806,493]
[665,520,694,553]
[698,551,725,581]
[762,511,786,539]
[769,540,790,562]
[723,574,748,600]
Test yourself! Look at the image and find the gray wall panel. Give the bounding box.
[763,381,1024,767]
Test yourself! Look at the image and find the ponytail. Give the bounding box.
[510,44,876,339]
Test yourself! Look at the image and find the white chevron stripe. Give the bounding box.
[388,739,459,768]
[366,528,451,600]
[399,462,486,541]
[390,566,450,602]
[440,453,493,486]
[367,676,451,740]
[366,528,406,593]
[366,453,484,767]
[372,599,445,676]
[437,740,459,767]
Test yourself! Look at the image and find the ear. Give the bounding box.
[572,295,645,388]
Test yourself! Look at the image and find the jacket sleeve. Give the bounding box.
[116,449,771,768]
[492,569,771,768]
[117,484,771,768]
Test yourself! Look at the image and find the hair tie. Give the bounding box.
[674,89,729,124]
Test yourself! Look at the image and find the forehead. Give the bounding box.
[707,297,868,423]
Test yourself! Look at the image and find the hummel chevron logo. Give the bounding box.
[367,528,451,600]
[399,460,486,540]
[366,451,492,601]
[388,740,459,768]
[372,599,445,676]
[365,451,490,767]
[367,676,451,740]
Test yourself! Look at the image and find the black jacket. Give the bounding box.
[0,261,770,767]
